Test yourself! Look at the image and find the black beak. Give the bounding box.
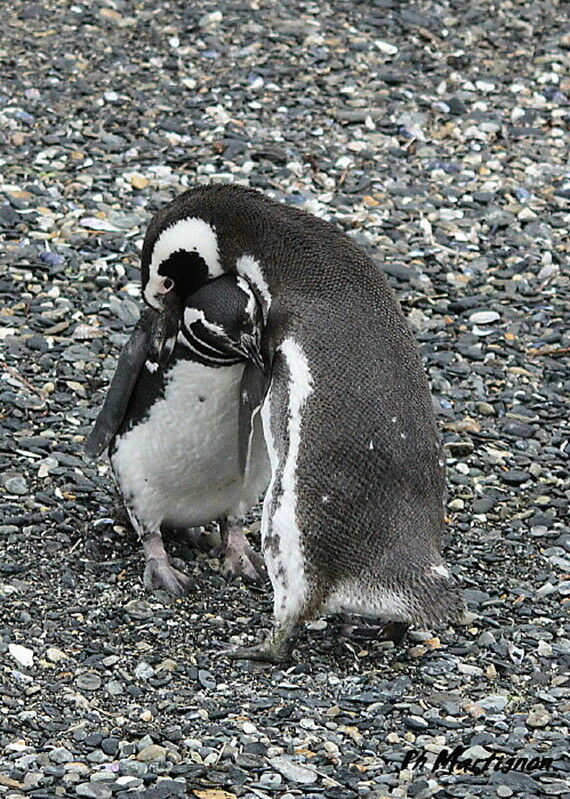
[156,291,182,367]
[239,334,265,373]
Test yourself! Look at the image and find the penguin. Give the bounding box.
[140,183,465,660]
[85,273,270,596]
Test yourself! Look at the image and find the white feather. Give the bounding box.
[325,583,411,620]
[261,338,313,624]
[111,360,269,531]
[236,255,272,320]
[145,217,222,306]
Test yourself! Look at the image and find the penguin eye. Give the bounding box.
[163,277,174,291]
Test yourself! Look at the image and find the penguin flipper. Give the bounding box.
[238,359,270,475]
[84,307,158,459]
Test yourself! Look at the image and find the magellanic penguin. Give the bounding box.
[85,274,270,595]
[140,183,465,660]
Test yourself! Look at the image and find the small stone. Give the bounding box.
[458,663,484,676]
[526,704,550,728]
[66,763,90,775]
[242,722,257,734]
[444,440,474,457]
[478,695,507,713]
[156,658,177,672]
[375,39,398,55]
[472,497,496,514]
[0,775,23,788]
[537,640,552,656]
[3,476,28,495]
[199,10,222,27]
[269,756,318,784]
[119,760,148,776]
[469,311,500,325]
[49,747,74,764]
[76,673,102,691]
[75,783,112,799]
[101,738,120,756]
[123,600,153,619]
[496,787,513,798]
[8,643,34,667]
[137,744,168,762]
[129,173,149,190]
[46,647,68,663]
[501,470,531,485]
[405,716,429,731]
[476,401,496,416]
[462,745,492,760]
[134,662,155,680]
[197,669,216,689]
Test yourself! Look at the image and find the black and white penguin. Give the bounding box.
[140,183,465,660]
[85,273,269,596]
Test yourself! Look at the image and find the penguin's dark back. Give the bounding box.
[142,184,445,583]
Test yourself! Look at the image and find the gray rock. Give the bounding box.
[478,694,507,713]
[75,784,112,799]
[269,756,318,784]
[49,747,74,764]
[76,673,102,691]
[526,704,551,728]
[3,476,28,495]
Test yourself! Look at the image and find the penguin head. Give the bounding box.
[140,215,223,364]
[184,274,265,371]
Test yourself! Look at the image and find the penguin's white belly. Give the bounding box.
[111,360,269,530]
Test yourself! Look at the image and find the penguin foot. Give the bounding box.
[143,556,192,597]
[219,523,267,582]
[222,542,267,582]
[221,623,300,663]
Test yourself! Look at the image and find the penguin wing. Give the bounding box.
[238,359,270,475]
[84,307,158,459]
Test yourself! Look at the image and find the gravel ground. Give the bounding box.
[1,1,569,797]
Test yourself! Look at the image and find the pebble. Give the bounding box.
[269,756,318,785]
[137,745,168,762]
[478,695,508,713]
[46,647,68,662]
[75,784,112,799]
[469,311,501,325]
[3,476,28,495]
[49,747,74,764]
[526,704,551,728]
[76,673,102,691]
[8,643,34,667]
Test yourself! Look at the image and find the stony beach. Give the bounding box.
[0,1,568,797]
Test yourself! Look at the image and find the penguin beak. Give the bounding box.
[156,291,182,367]
[239,334,265,373]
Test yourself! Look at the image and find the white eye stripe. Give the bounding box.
[145,217,222,304]
[151,218,221,275]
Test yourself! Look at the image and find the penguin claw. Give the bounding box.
[222,544,267,583]
[219,622,300,663]
[143,557,192,597]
